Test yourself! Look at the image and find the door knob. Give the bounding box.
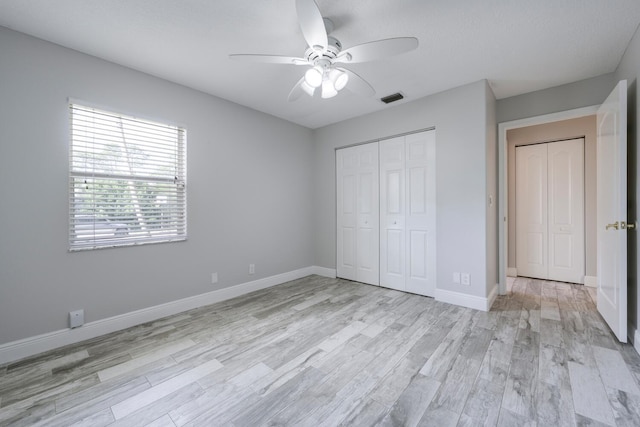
[623,221,637,230]
[606,221,619,230]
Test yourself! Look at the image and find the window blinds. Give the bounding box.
[69,104,186,250]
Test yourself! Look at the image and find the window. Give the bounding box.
[69,103,186,250]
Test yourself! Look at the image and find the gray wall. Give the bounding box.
[485,82,498,295]
[312,80,496,299]
[615,23,640,337]
[497,73,616,123]
[0,27,314,345]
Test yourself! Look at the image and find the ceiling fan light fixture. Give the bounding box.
[321,79,338,98]
[300,80,316,96]
[330,68,349,91]
[304,66,323,88]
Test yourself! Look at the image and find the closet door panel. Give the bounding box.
[548,138,584,283]
[409,230,427,278]
[356,143,379,285]
[405,131,436,296]
[516,144,548,279]
[380,137,405,290]
[336,148,358,281]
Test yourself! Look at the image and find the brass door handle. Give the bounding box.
[606,221,619,230]
[623,221,637,230]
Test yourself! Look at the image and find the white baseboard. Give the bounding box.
[506,268,517,277]
[311,266,337,278]
[0,266,325,365]
[435,287,495,312]
[584,276,597,288]
[487,283,499,310]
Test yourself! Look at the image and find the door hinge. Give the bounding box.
[622,221,637,230]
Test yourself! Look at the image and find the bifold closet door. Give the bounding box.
[515,138,584,283]
[548,139,585,283]
[516,144,548,279]
[336,142,379,285]
[380,131,436,296]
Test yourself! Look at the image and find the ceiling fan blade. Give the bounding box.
[337,37,419,64]
[339,68,375,97]
[229,54,308,65]
[295,0,328,50]
[288,77,306,102]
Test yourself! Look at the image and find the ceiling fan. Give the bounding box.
[229,0,419,101]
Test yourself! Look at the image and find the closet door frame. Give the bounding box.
[515,138,585,283]
[336,129,435,294]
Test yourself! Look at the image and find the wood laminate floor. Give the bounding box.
[2,275,640,426]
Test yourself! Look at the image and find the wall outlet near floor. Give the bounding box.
[249,264,255,275]
[69,309,84,328]
[211,272,218,284]
[461,273,470,285]
[453,272,461,284]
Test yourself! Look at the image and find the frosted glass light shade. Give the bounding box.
[300,80,316,96]
[330,69,349,91]
[321,79,338,98]
[304,67,323,88]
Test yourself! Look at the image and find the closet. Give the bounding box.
[336,130,436,297]
[515,138,585,283]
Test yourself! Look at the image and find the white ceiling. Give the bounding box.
[1,0,640,129]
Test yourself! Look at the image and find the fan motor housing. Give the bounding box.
[305,36,342,65]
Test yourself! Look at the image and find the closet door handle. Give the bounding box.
[606,221,619,230]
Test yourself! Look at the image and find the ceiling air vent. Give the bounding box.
[380,92,404,104]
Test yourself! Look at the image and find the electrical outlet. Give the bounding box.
[461,273,470,285]
[69,309,84,328]
[453,272,461,284]
[249,264,255,275]
[211,272,218,284]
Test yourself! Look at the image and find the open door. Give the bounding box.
[597,80,628,342]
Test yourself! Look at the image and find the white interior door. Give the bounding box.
[548,139,585,283]
[356,143,380,285]
[336,147,358,281]
[336,143,379,286]
[404,131,436,296]
[597,80,627,342]
[380,137,406,291]
[380,130,436,297]
[516,143,548,279]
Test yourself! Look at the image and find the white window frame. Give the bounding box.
[69,103,187,251]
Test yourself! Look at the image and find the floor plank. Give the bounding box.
[1,275,639,426]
